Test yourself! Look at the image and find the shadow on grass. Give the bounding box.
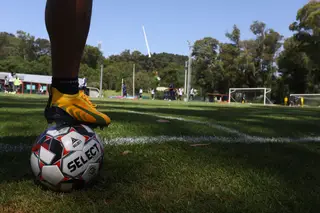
[1,94,320,212]
[101,105,320,137]
[173,142,320,212]
[1,135,320,211]
[0,102,45,109]
[101,110,221,138]
[0,136,35,183]
[0,109,216,139]
[56,142,320,212]
[1,94,320,138]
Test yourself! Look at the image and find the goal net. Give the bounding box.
[228,88,272,105]
[289,94,320,107]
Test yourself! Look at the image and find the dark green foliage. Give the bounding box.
[0,32,187,93]
[1,2,320,100]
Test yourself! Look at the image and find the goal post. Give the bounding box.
[228,88,272,105]
[289,93,320,107]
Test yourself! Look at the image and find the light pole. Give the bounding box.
[184,61,188,95]
[98,41,103,98]
[133,64,135,97]
[186,41,193,102]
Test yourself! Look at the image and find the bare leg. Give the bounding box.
[44,0,111,128]
[45,0,92,92]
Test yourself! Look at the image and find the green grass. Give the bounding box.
[1,93,320,213]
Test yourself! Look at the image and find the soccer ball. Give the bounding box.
[30,124,104,192]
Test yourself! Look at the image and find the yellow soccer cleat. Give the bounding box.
[44,87,111,128]
[79,89,97,108]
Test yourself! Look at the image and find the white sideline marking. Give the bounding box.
[0,143,31,153]
[1,110,319,153]
[126,110,320,143]
[1,135,320,153]
[127,110,249,136]
[104,135,320,145]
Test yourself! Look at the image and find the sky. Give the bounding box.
[0,0,308,56]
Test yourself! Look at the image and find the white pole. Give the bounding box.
[133,64,135,97]
[264,88,267,105]
[184,61,188,95]
[228,88,231,104]
[98,41,103,98]
[186,41,193,102]
[142,26,152,58]
[290,94,320,96]
[99,64,103,98]
[121,78,124,96]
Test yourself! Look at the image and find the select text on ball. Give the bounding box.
[67,143,99,172]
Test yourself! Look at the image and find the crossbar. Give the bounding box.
[228,88,272,105]
[290,94,320,97]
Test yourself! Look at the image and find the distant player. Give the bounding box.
[139,88,143,99]
[151,88,155,100]
[289,96,294,107]
[242,94,246,104]
[284,96,288,106]
[169,83,174,101]
[8,73,14,93]
[43,0,111,128]
[190,88,195,100]
[4,76,9,93]
[178,88,183,101]
[301,97,304,107]
[122,83,127,97]
[14,75,21,93]
[80,76,89,96]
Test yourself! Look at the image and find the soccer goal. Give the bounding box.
[228,88,272,105]
[289,94,320,107]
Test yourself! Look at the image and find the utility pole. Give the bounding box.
[186,41,193,102]
[99,64,103,97]
[133,64,136,97]
[184,61,188,95]
[98,41,103,98]
[121,78,124,96]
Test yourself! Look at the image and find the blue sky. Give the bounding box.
[0,0,308,56]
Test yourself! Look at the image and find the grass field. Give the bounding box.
[1,93,320,213]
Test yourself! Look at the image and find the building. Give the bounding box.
[0,72,85,95]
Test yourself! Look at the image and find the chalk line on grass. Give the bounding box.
[1,110,319,153]
[1,135,320,153]
[127,110,251,137]
[126,110,320,143]
[0,143,30,153]
[104,135,320,145]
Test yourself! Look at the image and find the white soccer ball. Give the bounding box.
[30,124,104,192]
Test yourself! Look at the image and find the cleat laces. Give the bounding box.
[80,92,97,108]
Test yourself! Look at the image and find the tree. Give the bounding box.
[103,61,134,91]
[218,25,242,91]
[0,33,16,59]
[218,43,241,91]
[248,21,283,87]
[158,63,183,88]
[16,30,37,61]
[34,38,51,57]
[226,25,241,47]
[237,39,259,87]
[280,1,320,93]
[135,71,153,91]
[192,37,220,94]
[81,45,103,69]
[277,37,310,93]
[2,5,318,101]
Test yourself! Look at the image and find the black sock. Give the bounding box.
[52,78,79,95]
